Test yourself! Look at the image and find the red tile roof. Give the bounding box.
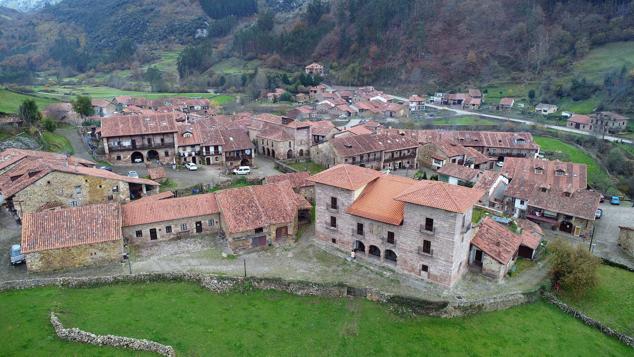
[471,217,522,264]
[346,125,373,136]
[21,203,122,253]
[331,133,418,158]
[122,193,219,226]
[528,189,601,221]
[100,113,180,137]
[473,170,501,191]
[308,120,336,136]
[503,158,587,200]
[215,181,301,234]
[0,148,94,171]
[499,98,515,106]
[395,180,484,213]
[346,175,417,225]
[220,128,253,152]
[437,163,480,182]
[379,129,539,151]
[265,172,313,189]
[568,114,591,125]
[308,164,381,191]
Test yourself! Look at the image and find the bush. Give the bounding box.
[549,239,600,299]
[41,117,58,132]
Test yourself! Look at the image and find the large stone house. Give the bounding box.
[590,111,628,133]
[21,203,124,272]
[309,164,484,287]
[418,141,494,171]
[0,149,158,219]
[305,62,325,76]
[101,113,181,164]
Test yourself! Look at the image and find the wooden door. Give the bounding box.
[149,228,158,240]
[195,221,203,233]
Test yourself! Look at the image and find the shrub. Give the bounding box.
[41,117,58,132]
[549,239,600,299]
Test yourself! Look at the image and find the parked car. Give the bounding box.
[233,166,251,175]
[98,166,113,171]
[184,162,198,171]
[595,208,603,219]
[128,171,139,178]
[496,161,504,168]
[610,196,621,205]
[133,158,143,163]
[10,244,25,265]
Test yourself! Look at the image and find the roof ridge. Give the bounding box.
[343,165,353,189]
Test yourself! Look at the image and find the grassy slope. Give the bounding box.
[0,283,630,356]
[430,116,497,126]
[560,265,634,335]
[41,131,74,154]
[0,88,57,114]
[534,136,607,189]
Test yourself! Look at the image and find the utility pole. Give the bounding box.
[243,259,247,277]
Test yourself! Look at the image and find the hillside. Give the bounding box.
[0,0,61,12]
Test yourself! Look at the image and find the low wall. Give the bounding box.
[0,273,538,318]
[543,292,634,348]
[50,312,176,356]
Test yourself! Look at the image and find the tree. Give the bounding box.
[549,239,600,298]
[144,67,168,92]
[528,89,536,103]
[18,99,41,126]
[41,117,58,132]
[73,96,95,118]
[177,44,213,78]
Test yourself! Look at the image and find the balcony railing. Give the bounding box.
[108,142,174,151]
[417,247,434,257]
[383,153,417,162]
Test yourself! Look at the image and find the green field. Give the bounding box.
[482,82,537,104]
[41,131,74,154]
[0,88,57,114]
[556,95,601,115]
[560,265,634,335]
[572,41,634,84]
[0,282,630,356]
[534,136,609,191]
[431,116,498,126]
[288,160,326,174]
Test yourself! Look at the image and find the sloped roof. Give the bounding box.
[265,172,313,189]
[100,113,180,137]
[568,114,591,125]
[122,193,219,226]
[473,170,501,191]
[21,203,122,253]
[220,128,253,151]
[437,163,480,182]
[503,158,587,200]
[528,189,601,221]
[394,180,484,213]
[346,175,417,225]
[331,133,418,157]
[307,164,381,191]
[0,148,94,171]
[471,217,523,264]
[308,120,337,136]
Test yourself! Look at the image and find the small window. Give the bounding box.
[165,226,172,233]
[135,230,143,238]
[181,224,188,231]
[330,216,337,228]
[255,227,264,233]
[116,155,122,161]
[70,200,79,207]
[425,218,434,232]
[387,231,395,244]
[330,197,338,209]
[421,264,429,273]
[331,238,337,244]
[165,151,170,157]
[208,219,214,226]
[357,223,364,236]
[74,186,82,194]
[112,186,119,193]
[107,195,114,201]
[423,240,432,254]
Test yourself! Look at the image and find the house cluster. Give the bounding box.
[15,160,314,272]
[310,164,544,286]
[426,89,483,110]
[90,96,213,118]
[567,112,629,134]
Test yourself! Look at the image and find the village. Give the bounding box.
[1,63,632,295]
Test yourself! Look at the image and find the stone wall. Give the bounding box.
[543,292,634,348]
[123,214,220,243]
[50,312,176,356]
[26,240,123,272]
[618,226,634,257]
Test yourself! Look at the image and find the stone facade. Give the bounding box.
[223,218,298,253]
[618,226,634,257]
[314,183,474,287]
[123,214,221,243]
[477,250,514,281]
[12,171,132,218]
[103,133,177,165]
[25,240,123,272]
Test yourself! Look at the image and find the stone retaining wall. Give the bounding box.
[1,273,536,318]
[543,292,634,348]
[50,312,176,356]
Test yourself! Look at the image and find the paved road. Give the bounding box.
[592,203,634,269]
[57,126,94,161]
[426,104,633,144]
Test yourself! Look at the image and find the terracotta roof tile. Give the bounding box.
[503,158,587,200]
[568,114,591,125]
[527,189,600,220]
[346,175,417,225]
[308,120,336,136]
[21,203,122,253]
[331,133,418,158]
[122,193,219,226]
[471,217,522,264]
[437,163,480,181]
[395,180,484,213]
[100,113,180,137]
[265,172,313,188]
[308,164,381,191]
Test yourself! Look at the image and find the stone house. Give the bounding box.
[525,189,600,237]
[499,98,515,110]
[567,114,593,131]
[305,62,325,76]
[309,164,484,287]
[408,95,426,112]
[91,98,116,117]
[122,193,220,243]
[0,150,158,219]
[21,203,124,272]
[472,170,508,209]
[437,163,481,186]
[590,111,629,133]
[469,217,522,281]
[307,120,339,145]
[535,103,558,115]
[215,181,311,252]
[264,171,315,203]
[101,113,181,165]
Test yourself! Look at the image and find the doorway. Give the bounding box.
[195,221,203,233]
[275,226,288,239]
[149,228,158,241]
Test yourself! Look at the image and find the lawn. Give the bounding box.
[534,136,609,191]
[431,116,498,126]
[0,88,57,114]
[288,160,326,174]
[572,41,634,84]
[482,82,537,103]
[40,131,74,154]
[210,177,257,192]
[0,282,630,356]
[559,265,634,335]
[556,95,601,115]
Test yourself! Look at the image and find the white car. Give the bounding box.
[496,161,504,168]
[184,162,198,171]
[128,171,139,178]
[133,158,143,163]
[233,166,251,175]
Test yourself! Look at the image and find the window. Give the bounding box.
[208,219,214,226]
[160,138,165,145]
[181,224,188,231]
[331,238,337,244]
[425,218,434,232]
[165,226,172,233]
[330,216,337,228]
[387,231,395,244]
[421,264,429,273]
[107,195,113,201]
[519,200,525,205]
[135,230,143,238]
[70,200,79,207]
[116,155,122,161]
[555,169,565,176]
[534,168,544,174]
[422,240,432,254]
[357,223,364,236]
[330,197,338,210]
[74,186,82,194]
[255,227,264,234]
[112,185,119,193]
[165,151,170,157]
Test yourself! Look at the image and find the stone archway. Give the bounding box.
[147,150,159,161]
[271,150,276,158]
[266,148,271,157]
[369,245,381,258]
[131,151,144,163]
[240,158,251,166]
[299,149,304,157]
[287,150,293,159]
[354,240,366,254]
[385,249,397,263]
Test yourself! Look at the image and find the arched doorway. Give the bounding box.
[266,148,271,157]
[147,150,159,161]
[287,150,293,159]
[299,149,304,157]
[240,158,250,166]
[206,157,211,165]
[131,151,144,163]
[385,249,397,264]
[559,220,574,234]
[271,150,276,158]
[369,245,381,258]
[354,240,365,254]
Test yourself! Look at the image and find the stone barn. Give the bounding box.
[469,217,522,281]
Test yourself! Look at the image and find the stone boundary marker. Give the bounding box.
[50,312,176,356]
[543,292,634,348]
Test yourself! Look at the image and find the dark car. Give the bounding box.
[99,166,113,171]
